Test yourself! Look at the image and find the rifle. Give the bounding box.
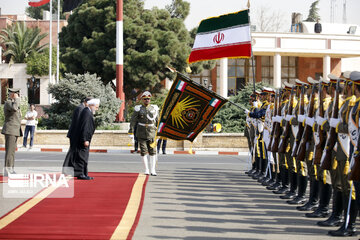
[313,81,326,165]
[270,90,283,152]
[296,83,317,162]
[292,84,305,158]
[278,86,296,153]
[320,79,340,169]
[267,90,278,150]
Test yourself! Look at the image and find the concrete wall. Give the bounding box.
[0,130,248,150]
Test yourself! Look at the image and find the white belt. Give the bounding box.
[138,123,154,127]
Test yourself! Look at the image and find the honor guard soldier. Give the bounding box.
[287,79,310,205]
[297,77,320,211]
[129,91,159,176]
[250,88,271,181]
[245,93,258,175]
[272,83,292,194]
[331,71,360,236]
[306,77,334,218]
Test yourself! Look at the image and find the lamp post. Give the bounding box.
[27,76,39,104]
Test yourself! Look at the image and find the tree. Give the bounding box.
[26,47,57,76]
[306,0,321,22]
[26,0,66,20]
[253,6,287,32]
[165,0,190,20]
[59,0,213,99]
[212,82,268,133]
[40,73,121,129]
[0,22,48,63]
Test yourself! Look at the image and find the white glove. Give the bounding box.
[285,115,292,121]
[316,116,326,126]
[305,117,314,127]
[245,109,250,114]
[298,115,305,123]
[253,101,258,107]
[329,118,340,128]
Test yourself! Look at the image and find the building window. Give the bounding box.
[261,56,273,85]
[27,77,40,104]
[216,58,256,95]
[281,56,297,84]
[189,69,211,87]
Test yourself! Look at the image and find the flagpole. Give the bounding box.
[247,0,256,93]
[116,0,125,121]
[56,0,60,83]
[49,0,53,104]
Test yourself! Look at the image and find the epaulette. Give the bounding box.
[151,104,159,111]
[339,97,344,108]
[350,96,357,107]
[134,105,141,112]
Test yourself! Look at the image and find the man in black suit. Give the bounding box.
[62,97,92,175]
[74,98,100,180]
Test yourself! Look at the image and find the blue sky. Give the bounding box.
[1,0,360,30]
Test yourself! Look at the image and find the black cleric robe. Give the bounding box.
[62,103,85,175]
[73,107,95,177]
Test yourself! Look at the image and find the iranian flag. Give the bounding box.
[28,0,50,7]
[188,9,251,63]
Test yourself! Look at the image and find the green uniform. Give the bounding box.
[129,104,159,156]
[2,97,22,174]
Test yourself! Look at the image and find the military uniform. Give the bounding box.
[2,88,22,176]
[129,91,159,175]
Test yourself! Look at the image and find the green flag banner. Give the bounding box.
[157,73,228,142]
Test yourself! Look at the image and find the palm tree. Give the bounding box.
[0,21,48,63]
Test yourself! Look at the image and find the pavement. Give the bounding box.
[3,144,250,155]
[0,152,358,239]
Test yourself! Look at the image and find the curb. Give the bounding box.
[7,147,249,156]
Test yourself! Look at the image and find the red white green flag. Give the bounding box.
[188,9,251,63]
[28,0,50,7]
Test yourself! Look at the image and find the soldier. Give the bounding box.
[329,71,360,236]
[287,79,310,205]
[279,81,301,200]
[297,77,320,211]
[129,91,159,176]
[272,83,292,194]
[249,88,271,181]
[317,74,346,227]
[306,78,334,218]
[245,93,257,176]
[2,88,23,176]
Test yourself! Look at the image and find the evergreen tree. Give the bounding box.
[40,73,121,129]
[26,48,57,76]
[59,0,213,99]
[212,82,267,133]
[26,0,66,20]
[306,0,321,22]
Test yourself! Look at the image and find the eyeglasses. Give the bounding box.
[143,98,150,100]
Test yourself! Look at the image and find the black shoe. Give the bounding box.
[328,224,357,236]
[252,172,261,179]
[280,191,296,199]
[162,152,166,155]
[305,208,330,218]
[151,173,157,176]
[297,201,319,211]
[273,186,289,194]
[317,216,343,227]
[9,170,16,174]
[287,196,307,205]
[262,178,274,186]
[77,175,93,180]
[267,182,281,190]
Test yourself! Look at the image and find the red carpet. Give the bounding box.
[0,174,6,183]
[0,172,148,239]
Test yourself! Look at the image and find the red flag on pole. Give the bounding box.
[28,0,50,7]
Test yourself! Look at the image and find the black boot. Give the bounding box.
[317,190,344,227]
[297,179,319,211]
[287,174,308,204]
[328,200,358,236]
[280,171,297,199]
[273,167,289,194]
[305,183,331,218]
[267,170,281,190]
